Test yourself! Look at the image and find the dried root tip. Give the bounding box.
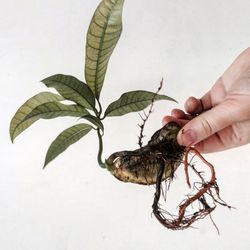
[138,79,164,147]
[152,147,231,232]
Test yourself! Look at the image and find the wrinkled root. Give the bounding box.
[152,147,232,232]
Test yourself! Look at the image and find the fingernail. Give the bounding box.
[179,129,197,146]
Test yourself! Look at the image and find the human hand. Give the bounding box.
[163,47,250,153]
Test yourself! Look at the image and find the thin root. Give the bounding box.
[152,146,231,232]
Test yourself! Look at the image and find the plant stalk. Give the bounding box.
[97,99,102,117]
[97,128,106,168]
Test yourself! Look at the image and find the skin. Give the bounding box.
[163,47,250,153]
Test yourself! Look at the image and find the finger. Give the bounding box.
[196,120,250,153]
[162,116,189,127]
[171,109,194,120]
[194,132,228,153]
[185,92,212,115]
[177,99,243,146]
[184,97,201,114]
[171,109,186,118]
[200,91,213,111]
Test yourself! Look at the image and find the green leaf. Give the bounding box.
[10,92,63,142]
[104,90,177,117]
[85,0,125,99]
[24,102,89,120]
[81,114,104,131]
[44,123,93,167]
[41,74,96,110]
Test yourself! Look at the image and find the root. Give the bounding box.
[152,147,232,232]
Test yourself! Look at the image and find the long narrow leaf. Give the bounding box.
[10,92,63,142]
[25,102,89,120]
[104,90,177,117]
[44,123,93,167]
[42,74,96,110]
[85,0,125,99]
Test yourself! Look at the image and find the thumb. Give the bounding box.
[177,99,243,146]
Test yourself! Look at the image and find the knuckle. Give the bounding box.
[199,117,214,138]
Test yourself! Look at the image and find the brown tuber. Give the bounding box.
[106,122,231,232]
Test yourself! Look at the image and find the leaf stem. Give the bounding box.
[97,98,102,116]
[97,128,106,168]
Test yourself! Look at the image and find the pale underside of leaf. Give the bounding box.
[104,90,177,117]
[10,92,63,142]
[42,74,96,110]
[85,0,125,99]
[44,123,93,167]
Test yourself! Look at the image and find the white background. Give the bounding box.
[1,0,250,249]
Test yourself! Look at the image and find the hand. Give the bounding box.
[163,47,250,153]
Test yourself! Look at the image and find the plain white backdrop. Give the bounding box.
[1,0,250,249]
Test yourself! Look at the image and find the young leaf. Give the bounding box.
[41,74,96,110]
[104,90,177,117]
[85,0,125,99]
[44,123,93,167]
[24,102,89,120]
[10,92,63,142]
[81,114,104,131]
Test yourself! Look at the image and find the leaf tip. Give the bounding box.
[40,77,48,84]
[43,161,48,169]
[9,131,15,144]
[43,155,50,169]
